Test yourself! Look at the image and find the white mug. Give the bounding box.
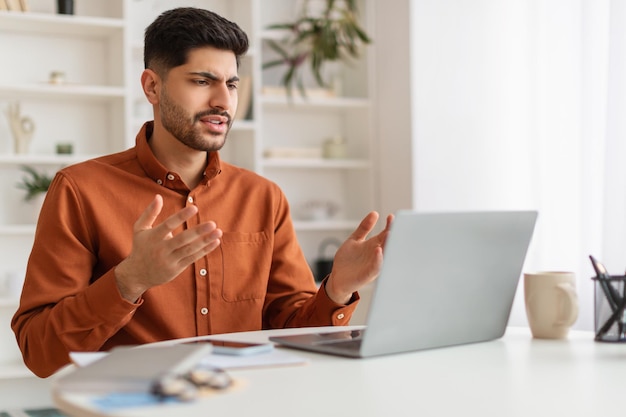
[524,271,579,339]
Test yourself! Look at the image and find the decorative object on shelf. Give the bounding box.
[322,134,347,159]
[15,165,52,202]
[56,0,73,15]
[298,199,339,221]
[263,147,322,159]
[262,0,372,97]
[313,238,342,282]
[56,142,74,155]
[16,165,52,224]
[264,147,322,159]
[5,101,35,154]
[49,71,67,85]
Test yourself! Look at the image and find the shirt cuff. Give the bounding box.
[84,269,143,323]
[320,278,360,325]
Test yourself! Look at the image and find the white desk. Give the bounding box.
[53,326,626,417]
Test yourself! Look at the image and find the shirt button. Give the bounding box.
[201,307,208,315]
[337,313,345,320]
[199,268,207,276]
[167,174,175,181]
[156,179,163,185]
[188,196,194,204]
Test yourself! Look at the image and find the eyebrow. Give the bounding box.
[189,71,240,83]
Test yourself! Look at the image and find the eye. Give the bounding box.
[194,79,209,86]
[228,82,238,91]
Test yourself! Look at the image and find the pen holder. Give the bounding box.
[592,275,626,342]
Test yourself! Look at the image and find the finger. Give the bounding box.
[378,214,395,249]
[350,211,380,241]
[172,226,222,267]
[133,194,163,233]
[168,221,221,250]
[152,204,199,240]
[385,214,394,231]
[176,236,222,268]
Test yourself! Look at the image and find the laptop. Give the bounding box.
[270,210,538,358]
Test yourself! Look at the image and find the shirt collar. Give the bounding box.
[136,121,222,191]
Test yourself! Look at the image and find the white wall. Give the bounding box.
[373,0,414,217]
[375,0,595,329]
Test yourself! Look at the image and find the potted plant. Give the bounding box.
[262,0,372,97]
[16,165,53,202]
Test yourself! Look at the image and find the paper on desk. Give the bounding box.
[70,348,308,370]
[201,348,309,369]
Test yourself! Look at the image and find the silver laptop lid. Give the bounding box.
[360,210,537,357]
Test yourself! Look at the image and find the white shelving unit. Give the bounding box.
[0,0,129,380]
[257,0,375,265]
[0,0,376,378]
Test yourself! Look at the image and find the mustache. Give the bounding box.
[194,109,231,124]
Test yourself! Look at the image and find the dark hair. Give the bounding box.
[144,7,249,75]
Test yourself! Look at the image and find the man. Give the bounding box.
[12,7,392,378]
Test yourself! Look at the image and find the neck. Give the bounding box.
[149,125,207,189]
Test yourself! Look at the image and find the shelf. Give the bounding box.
[260,94,371,110]
[0,154,96,166]
[0,11,124,37]
[263,158,370,169]
[0,83,126,101]
[293,219,360,231]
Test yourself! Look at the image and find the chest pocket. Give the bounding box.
[219,231,271,302]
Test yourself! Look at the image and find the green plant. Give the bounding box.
[16,165,53,201]
[262,0,372,97]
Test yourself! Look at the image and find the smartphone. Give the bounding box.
[187,340,274,356]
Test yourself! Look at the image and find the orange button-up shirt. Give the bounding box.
[12,122,358,377]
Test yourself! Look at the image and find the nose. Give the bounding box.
[209,83,232,113]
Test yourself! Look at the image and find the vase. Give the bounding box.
[57,0,74,15]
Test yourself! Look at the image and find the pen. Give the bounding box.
[589,255,620,312]
[589,255,626,339]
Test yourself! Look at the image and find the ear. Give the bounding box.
[141,69,160,104]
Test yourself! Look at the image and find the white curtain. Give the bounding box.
[410,0,626,330]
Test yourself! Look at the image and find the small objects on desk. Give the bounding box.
[589,255,626,342]
[187,365,233,389]
[150,373,199,402]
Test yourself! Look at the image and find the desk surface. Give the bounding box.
[53,326,626,417]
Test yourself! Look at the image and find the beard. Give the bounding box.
[159,87,232,152]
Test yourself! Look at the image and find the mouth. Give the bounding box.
[198,114,230,134]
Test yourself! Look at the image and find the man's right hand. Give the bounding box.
[114,194,222,302]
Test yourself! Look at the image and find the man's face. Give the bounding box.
[158,46,239,152]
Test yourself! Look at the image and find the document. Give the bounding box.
[70,346,309,370]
